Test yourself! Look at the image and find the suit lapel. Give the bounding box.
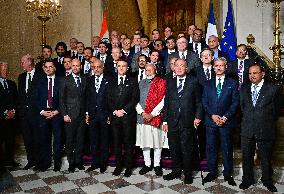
[254,81,266,106]
[219,77,229,99]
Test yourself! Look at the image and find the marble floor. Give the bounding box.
[1,157,284,194]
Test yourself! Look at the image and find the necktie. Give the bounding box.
[95,75,100,93]
[76,76,81,87]
[119,76,124,85]
[47,78,53,108]
[217,78,222,98]
[125,52,129,57]
[3,79,8,90]
[252,85,258,106]
[206,68,210,80]
[101,56,105,63]
[66,71,70,76]
[79,56,83,62]
[195,43,198,54]
[181,52,185,60]
[114,62,117,73]
[238,60,244,90]
[27,73,32,92]
[85,61,90,74]
[139,70,144,81]
[72,51,75,57]
[177,78,184,97]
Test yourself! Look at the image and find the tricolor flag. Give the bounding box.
[100,0,109,42]
[205,2,218,44]
[220,0,237,61]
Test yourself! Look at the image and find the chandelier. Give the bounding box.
[26,0,62,47]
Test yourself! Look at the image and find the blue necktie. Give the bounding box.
[252,85,258,106]
[217,78,221,98]
[177,78,184,97]
[206,68,210,80]
[76,76,81,88]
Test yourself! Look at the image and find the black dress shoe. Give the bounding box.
[76,164,85,170]
[68,166,75,173]
[39,165,50,172]
[85,165,98,172]
[100,165,107,173]
[224,176,237,186]
[203,173,217,183]
[139,165,152,175]
[24,163,35,170]
[112,166,123,176]
[124,168,132,177]
[154,166,163,176]
[264,183,277,192]
[163,170,182,180]
[239,181,253,190]
[184,175,193,184]
[53,163,61,172]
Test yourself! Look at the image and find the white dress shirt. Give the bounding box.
[178,50,188,59]
[118,75,126,85]
[25,68,35,92]
[215,75,225,89]
[251,79,264,102]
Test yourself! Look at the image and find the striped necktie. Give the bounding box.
[177,78,184,97]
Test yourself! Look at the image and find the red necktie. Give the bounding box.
[66,71,70,76]
[47,78,53,108]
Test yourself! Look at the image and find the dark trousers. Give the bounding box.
[111,116,135,169]
[20,109,40,165]
[64,115,85,167]
[89,118,110,166]
[168,126,194,176]
[0,118,16,163]
[241,136,274,184]
[206,127,233,177]
[38,114,62,167]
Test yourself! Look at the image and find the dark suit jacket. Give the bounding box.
[160,49,176,73]
[59,74,86,119]
[169,50,201,71]
[188,42,208,53]
[35,76,61,113]
[86,75,110,121]
[107,76,139,119]
[202,77,239,128]
[192,65,215,87]
[18,70,42,117]
[67,50,78,59]
[0,79,17,120]
[226,59,254,86]
[240,81,282,140]
[53,57,65,77]
[163,75,203,130]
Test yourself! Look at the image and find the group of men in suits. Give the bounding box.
[0,26,282,192]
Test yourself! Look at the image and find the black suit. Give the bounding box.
[107,76,139,169]
[86,75,111,167]
[240,81,282,185]
[35,76,62,168]
[0,79,18,164]
[67,50,78,59]
[188,42,208,54]
[18,69,42,166]
[53,57,65,77]
[193,65,215,87]
[59,74,86,167]
[163,75,203,176]
[169,50,201,71]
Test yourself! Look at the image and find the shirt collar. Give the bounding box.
[203,65,212,71]
[251,79,264,89]
[47,75,55,79]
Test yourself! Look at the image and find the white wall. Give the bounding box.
[222,0,284,66]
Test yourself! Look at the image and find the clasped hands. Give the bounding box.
[142,112,153,122]
[211,114,227,126]
[114,109,126,117]
[42,111,59,119]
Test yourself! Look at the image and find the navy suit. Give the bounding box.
[35,76,63,168]
[86,75,111,167]
[202,77,239,177]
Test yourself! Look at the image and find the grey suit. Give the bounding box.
[169,50,201,71]
[59,74,86,167]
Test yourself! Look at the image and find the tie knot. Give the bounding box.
[179,78,184,83]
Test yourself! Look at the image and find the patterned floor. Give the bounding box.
[1,157,284,194]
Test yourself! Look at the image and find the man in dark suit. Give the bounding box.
[188,29,208,57]
[170,37,200,71]
[160,36,176,73]
[207,35,229,60]
[18,54,42,170]
[162,59,203,184]
[107,59,139,177]
[53,42,67,77]
[81,47,93,75]
[226,44,254,89]
[63,55,73,76]
[163,57,178,82]
[76,42,85,63]
[85,59,111,173]
[121,38,134,65]
[131,35,151,72]
[97,42,111,65]
[0,62,19,167]
[239,64,282,192]
[35,45,53,74]
[66,37,78,58]
[130,33,141,54]
[104,47,121,78]
[131,54,147,83]
[35,60,63,172]
[202,57,239,186]
[59,58,87,173]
